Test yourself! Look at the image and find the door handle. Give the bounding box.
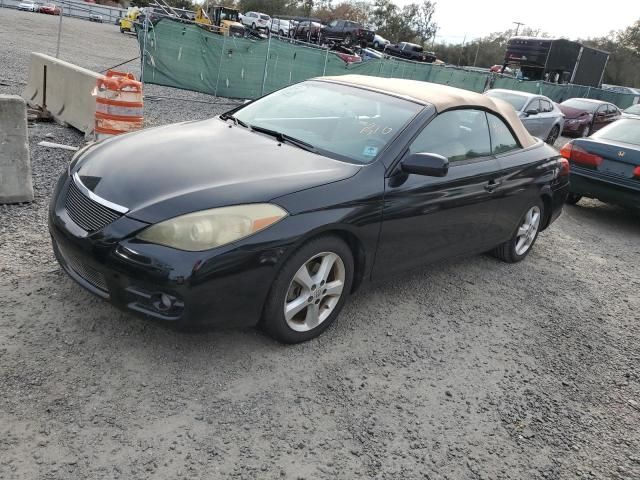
[484,180,501,192]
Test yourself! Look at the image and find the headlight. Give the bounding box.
[136,204,288,251]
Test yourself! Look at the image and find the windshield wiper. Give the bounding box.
[220,113,249,128]
[249,125,316,153]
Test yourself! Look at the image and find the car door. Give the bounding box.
[522,98,543,138]
[537,99,556,139]
[593,104,609,132]
[486,112,550,245]
[374,109,501,277]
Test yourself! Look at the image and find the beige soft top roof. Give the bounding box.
[318,74,538,149]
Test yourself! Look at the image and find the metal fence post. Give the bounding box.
[55,3,63,58]
[260,34,272,97]
[140,14,149,85]
[322,47,329,76]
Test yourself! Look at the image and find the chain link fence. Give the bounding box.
[138,19,639,108]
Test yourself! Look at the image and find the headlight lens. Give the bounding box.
[136,204,288,251]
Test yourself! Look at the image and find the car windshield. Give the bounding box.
[592,119,640,146]
[485,91,527,111]
[232,81,423,164]
[624,104,640,115]
[561,99,599,112]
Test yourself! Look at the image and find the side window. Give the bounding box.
[540,99,553,112]
[328,20,337,27]
[487,113,521,155]
[409,110,491,163]
[527,99,541,113]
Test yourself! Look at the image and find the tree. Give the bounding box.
[412,1,437,45]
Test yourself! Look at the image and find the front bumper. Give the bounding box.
[569,167,640,209]
[562,121,587,135]
[48,172,286,328]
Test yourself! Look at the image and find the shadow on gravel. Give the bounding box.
[567,200,640,234]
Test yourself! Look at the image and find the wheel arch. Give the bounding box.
[540,192,553,230]
[285,225,368,294]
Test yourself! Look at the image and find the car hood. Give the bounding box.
[558,105,592,120]
[74,118,360,223]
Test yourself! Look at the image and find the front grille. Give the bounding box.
[58,244,109,293]
[65,180,122,232]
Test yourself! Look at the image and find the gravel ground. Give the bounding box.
[1,8,640,480]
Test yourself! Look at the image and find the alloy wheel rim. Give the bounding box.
[515,206,541,256]
[548,126,559,144]
[284,252,345,332]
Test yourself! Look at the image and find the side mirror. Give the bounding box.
[401,152,449,177]
[525,109,539,116]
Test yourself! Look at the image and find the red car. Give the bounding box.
[39,3,61,14]
[558,98,622,137]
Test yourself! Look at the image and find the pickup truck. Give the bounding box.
[384,42,437,63]
[320,20,375,47]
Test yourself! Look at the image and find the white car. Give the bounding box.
[269,18,292,37]
[241,11,270,31]
[18,1,38,11]
[371,34,390,50]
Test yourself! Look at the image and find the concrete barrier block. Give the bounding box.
[23,52,103,137]
[0,95,34,204]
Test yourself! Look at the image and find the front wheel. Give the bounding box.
[262,236,354,343]
[580,124,590,137]
[492,201,544,263]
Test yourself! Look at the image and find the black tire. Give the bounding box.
[373,41,379,49]
[120,27,125,33]
[546,125,560,145]
[566,193,582,205]
[262,235,354,344]
[491,199,544,263]
[279,29,284,36]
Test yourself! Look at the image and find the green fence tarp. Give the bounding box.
[138,19,639,109]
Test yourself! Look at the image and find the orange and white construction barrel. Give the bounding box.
[94,70,143,140]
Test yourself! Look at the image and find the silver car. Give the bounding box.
[484,89,565,145]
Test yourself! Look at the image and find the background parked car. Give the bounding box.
[292,20,322,43]
[561,117,640,209]
[39,3,60,15]
[18,1,38,11]
[371,34,390,50]
[384,42,436,63]
[484,89,564,144]
[622,104,640,119]
[241,11,270,31]
[558,98,622,137]
[89,13,103,23]
[320,19,375,47]
[331,45,361,64]
[269,18,292,37]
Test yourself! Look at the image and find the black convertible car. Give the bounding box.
[49,75,569,343]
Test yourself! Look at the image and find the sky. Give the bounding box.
[393,0,640,44]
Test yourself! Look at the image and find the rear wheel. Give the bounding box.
[262,236,354,343]
[492,200,544,263]
[546,125,560,145]
[566,193,582,205]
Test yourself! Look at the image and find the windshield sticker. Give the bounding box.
[363,146,379,157]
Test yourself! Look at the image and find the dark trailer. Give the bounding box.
[504,37,609,87]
